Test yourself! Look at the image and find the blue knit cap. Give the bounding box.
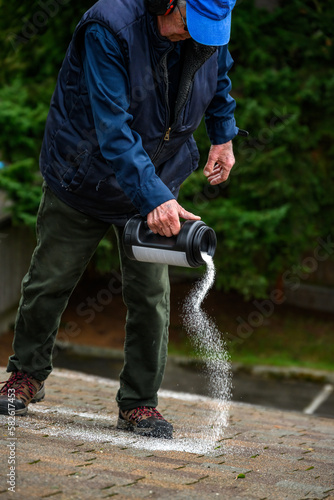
[186,0,236,46]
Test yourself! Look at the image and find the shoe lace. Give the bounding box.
[0,372,22,394]
[127,406,164,423]
[0,372,37,400]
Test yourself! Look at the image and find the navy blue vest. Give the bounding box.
[40,0,219,224]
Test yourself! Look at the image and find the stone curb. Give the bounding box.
[55,340,334,384]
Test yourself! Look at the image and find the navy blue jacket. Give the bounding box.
[40,0,238,224]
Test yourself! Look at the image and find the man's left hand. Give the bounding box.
[203,141,235,185]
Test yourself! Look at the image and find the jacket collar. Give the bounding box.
[146,11,174,52]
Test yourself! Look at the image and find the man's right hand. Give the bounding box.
[147,199,201,237]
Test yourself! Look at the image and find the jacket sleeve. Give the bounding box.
[204,45,239,145]
[81,23,175,216]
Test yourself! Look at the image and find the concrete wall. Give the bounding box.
[0,217,36,333]
[282,251,334,313]
[284,283,334,313]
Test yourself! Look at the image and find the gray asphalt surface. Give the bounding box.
[53,346,334,420]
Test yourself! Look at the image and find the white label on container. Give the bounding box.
[131,246,191,267]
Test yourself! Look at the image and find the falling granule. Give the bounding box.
[182,252,232,446]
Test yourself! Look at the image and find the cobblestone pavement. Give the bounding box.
[1,367,334,500]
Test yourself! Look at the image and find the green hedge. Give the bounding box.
[0,0,333,297]
[181,0,334,297]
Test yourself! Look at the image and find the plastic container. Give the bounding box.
[122,215,217,267]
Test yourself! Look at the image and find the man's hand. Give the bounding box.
[147,199,200,237]
[203,141,235,185]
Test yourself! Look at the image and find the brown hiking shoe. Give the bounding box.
[0,372,45,416]
[117,406,173,439]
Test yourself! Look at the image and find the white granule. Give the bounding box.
[182,253,232,446]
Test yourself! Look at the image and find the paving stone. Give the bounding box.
[0,367,333,500]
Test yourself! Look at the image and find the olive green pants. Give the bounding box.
[7,184,170,410]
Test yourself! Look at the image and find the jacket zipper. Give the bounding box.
[163,83,192,143]
[162,45,218,148]
[151,46,173,163]
[164,127,171,141]
[152,43,203,160]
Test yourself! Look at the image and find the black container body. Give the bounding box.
[122,215,217,267]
